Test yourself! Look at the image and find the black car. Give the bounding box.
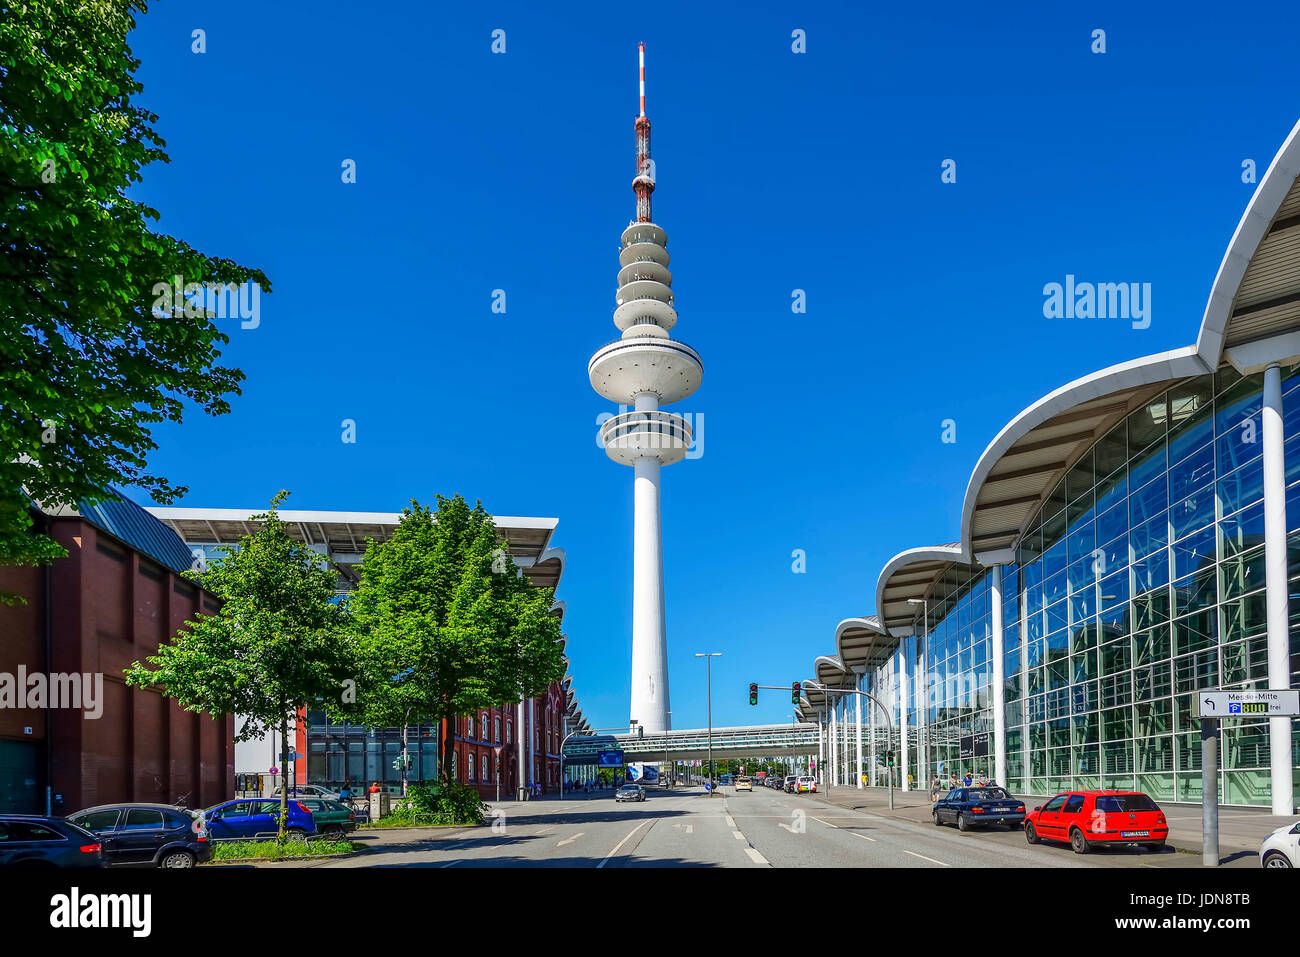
[932,786,1026,831]
[0,814,105,868]
[65,803,213,868]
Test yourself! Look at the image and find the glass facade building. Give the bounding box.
[825,368,1300,807]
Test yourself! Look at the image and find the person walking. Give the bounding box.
[930,774,942,801]
[962,770,972,787]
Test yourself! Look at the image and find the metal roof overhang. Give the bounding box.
[833,615,895,671]
[875,544,985,637]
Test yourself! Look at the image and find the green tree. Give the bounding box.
[124,492,349,841]
[345,495,566,789]
[0,0,269,591]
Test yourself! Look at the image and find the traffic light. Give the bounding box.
[748,683,758,706]
[791,681,800,704]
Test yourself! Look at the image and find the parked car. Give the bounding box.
[296,798,358,839]
[1260,820,1300,868]
[783,775,798,793]
[932,787,1025,831]
[614,784,646,803]
[201,798,317,841]
[796,775,817,793]
[1024,791,1167,853]
[0,814,105,868]
[65,803,212,868]
[271,784,339,801]
[734,778,753,792]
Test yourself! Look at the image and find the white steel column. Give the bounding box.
[1262,363,1295,815]
[516,700,526,797]
[899,647,910,791]
[1019,587,1030,790]
[817,710,825,785]
[854,672,864,789]
[991,565,1008,789]
[868,671,877,786]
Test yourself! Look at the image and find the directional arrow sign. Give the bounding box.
[1194,690,1300,718]
[556,833,584,847]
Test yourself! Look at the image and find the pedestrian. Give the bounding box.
[339,782,352,803]
[949,772,958,790]
[962,770,972,787]
[930,774,941,801]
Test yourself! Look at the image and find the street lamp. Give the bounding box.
[809,681,895,810]
[695,653,721,795]
[908,597,929,785]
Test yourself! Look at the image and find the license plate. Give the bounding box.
[1121,830,1150,838]
[991,807,1013,813]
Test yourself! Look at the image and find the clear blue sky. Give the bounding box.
[126,1,1300,732]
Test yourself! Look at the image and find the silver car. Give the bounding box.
[615,784,646,803]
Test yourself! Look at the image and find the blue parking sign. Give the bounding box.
[1228,703,1242,714]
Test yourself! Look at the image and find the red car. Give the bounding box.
[1023,790,1168,853]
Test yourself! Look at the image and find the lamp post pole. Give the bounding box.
[695,653,721,795]
[810,683,894,810]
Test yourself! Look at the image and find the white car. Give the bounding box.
[734,777,752,792]
[1260,820,1300,868]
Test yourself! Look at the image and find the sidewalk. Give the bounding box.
[807,784,1296,864]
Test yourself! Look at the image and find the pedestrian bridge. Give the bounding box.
[563,724,820,763]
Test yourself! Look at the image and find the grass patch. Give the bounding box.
[210,838,360,861]
[361,807,462,828]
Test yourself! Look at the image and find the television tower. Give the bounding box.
[589,44,703,734]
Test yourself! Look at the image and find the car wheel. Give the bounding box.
[933,810,942,827]
[160,850,194,869]
[1069,827,1089,854]
[1263,850,1292,868]
[1025,822,1040,845]
[957,813,970,832]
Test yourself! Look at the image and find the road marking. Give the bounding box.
[811,817,838,829]
[732,830,745,840]
[438,860,458,868]
[724,814,736,828]
[778,823,796,833]
[744,847,768,864]
[597,821,650,869]
[904,850,949,866]
[849,831,877,843]
[672,823,694,834]
[556,832,584,847]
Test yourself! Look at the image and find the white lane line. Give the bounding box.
[778,823,795,833]
[850,831,877,843]
[811,817,839,829]
[904,850,949,866]
[745,847,769,864]
[724,814,736,828]
[597,821,650,869]
[556,832,584,847]
[732,830,745,840]
[438,860,458,868]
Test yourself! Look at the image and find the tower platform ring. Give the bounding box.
[600,410,693,466]
[588,337,703,405]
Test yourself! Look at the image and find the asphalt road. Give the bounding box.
[286,784,1229,868]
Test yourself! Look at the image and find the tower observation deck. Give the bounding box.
[589,44,702,734]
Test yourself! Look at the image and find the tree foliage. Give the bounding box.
[0,0,268,580]
[123,492,350,840]
[345,495,566,784]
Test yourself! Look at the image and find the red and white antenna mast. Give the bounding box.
[633,42,655,223]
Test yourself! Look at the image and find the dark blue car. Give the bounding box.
[932,786,1026,831]
[202,798,317,841]
[0,814,106,868]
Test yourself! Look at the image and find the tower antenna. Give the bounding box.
[633,43,654,223]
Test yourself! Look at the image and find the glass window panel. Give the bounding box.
[1068,555,1098,596]
[1131,510,1169,561]
[1173,608,1217,656]
[1169,441,1215,501]
[1130,476,1169,528]
[1096,469,1128,517]
[1220,546,1266,602]
[1172,526,1216,580]
[1101,637,1131,673]
[1098,602,1131,640]
[1129,440,1168,493]
[1217,415,1263,477]
[1132,588,1171,631]
[1221,593,1267,643]
[1133,546,1170,596]
[1174,649,1219,694]
[1047,600,1068,635]
[1102,706,1132,741]
[1096,501,1127,553]
[1173,566,1217,616]
[1215,374,1263,436]
[1095,423,1128,477]
[1067,449,1095,503]
[1043,538,1068,579]
[1100,568,1128,611]
[1171,490,1215,540]
[1133,625,1171,666]
[1068,522,1096,566]
[1220,500,1265,557]
[1129,398,1168,452]
[1217,456,1265,520]
[1168,378,1215,465]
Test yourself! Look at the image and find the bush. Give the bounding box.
[404,781,488,826]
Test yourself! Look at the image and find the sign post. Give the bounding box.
[1194,690,1300,866]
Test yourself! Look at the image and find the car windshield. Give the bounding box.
[969,788,1011,801]
[1097,794,1158,812]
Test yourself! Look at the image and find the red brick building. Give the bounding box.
[0,498,234,814]
[451,680,567,798]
